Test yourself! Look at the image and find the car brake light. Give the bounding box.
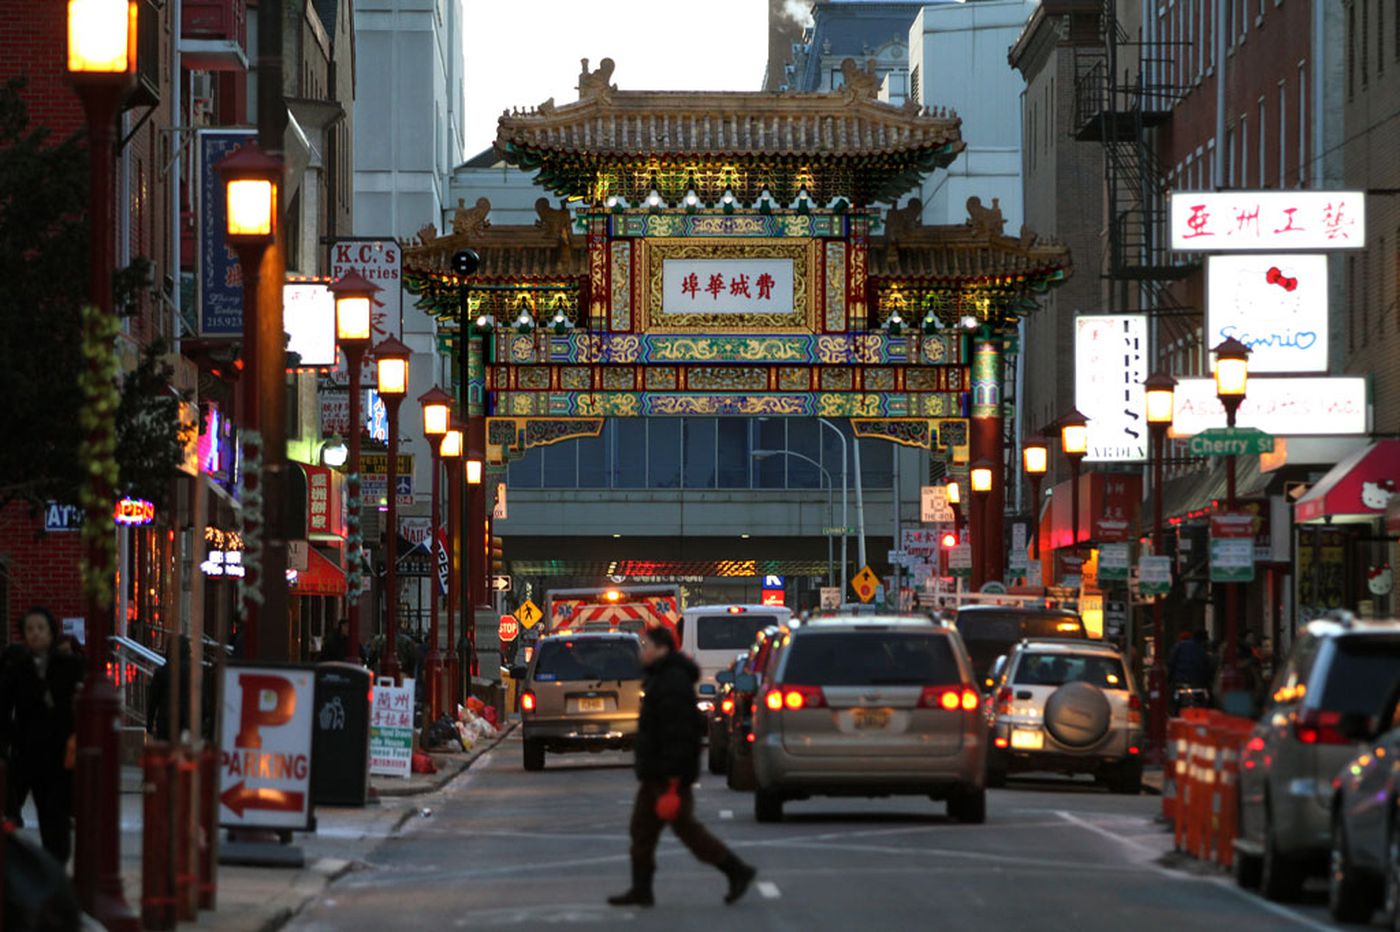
[918,687,979,711]
[1126,693,1143,725]
[1128,695,1142,710]
[1295,709,1349,745]
[746,732,755,743]
[764,689,782,711]
[1128,745,1140,756]
[521,691,536,712]
[994,736,1009,748]
[721,698,734,715]
[995,687,1013,714]
[766,685,824,710]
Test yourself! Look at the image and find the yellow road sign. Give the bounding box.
[517,599,543,629]
[851,566,880,604]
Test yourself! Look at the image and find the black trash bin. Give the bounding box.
[312,662,372,806]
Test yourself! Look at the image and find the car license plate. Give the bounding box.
[852,708,891,730]
[1010,728,1044,750]
[578,697,605,713]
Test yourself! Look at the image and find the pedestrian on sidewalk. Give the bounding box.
[609,626,755,908]
[0,607,83,863]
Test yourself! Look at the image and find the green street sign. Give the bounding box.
[822,526,856,536]
[1187,427,1275,457]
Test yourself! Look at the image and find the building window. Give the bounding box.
[1364,0,1371,85]
[1258,98,1267,187]
[1348,255,1357,352]
[648,419,681,489]
[612,420,647,488]
[1279,81,1287,188]
[1350,4,1357,99]
[1379,0,1385,73]
[1239,115,1248,186]
[1225,127,1235,187]
[1298,61,1308,185]
[682,418,717,489]
[1225,0,1234,47]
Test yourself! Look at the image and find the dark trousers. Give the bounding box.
[7,758,73,864]
[629,780,729,880]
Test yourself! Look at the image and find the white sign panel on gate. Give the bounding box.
[1169,190,1366,251]
[219,665,315,830]
[282,281,337,368]
[662,259,794,315]
[1206,255,1328,373]
[1168,377,1368,437]
[1075,315,1148,461]
[330,240,402,338]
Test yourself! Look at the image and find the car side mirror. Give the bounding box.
[1337,711,1377,742]
[509,665,528,680]
[735,673,757,692]
[698,683,717,696]
[716,670,734,685]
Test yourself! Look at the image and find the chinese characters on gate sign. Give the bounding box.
[662,259,795,314]
[1169,191,1366,251]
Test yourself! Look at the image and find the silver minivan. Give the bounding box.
[515,631,644,771]
[746,617,987,823]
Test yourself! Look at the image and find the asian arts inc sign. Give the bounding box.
[1169,191,1366,252]
[1075,314,1148,462]
[1169,377,1368,437]
[661,259,794,314]
[1207,255,1328,372]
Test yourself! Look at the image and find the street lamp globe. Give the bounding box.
[320,434,348,468]
[215,144,282,246]
[1022,436,1049,476]
[67,0,137,75]
[970,461,994,494]
[1212,336,1251,401]
[1144,371,1178,427]
[1059,409,1090,458]
[466,458,484,485]
[440,424,464,459]
[372,335,412,397]
[946,480,961,506]
[418,386,453,439]
[329,269,380,348]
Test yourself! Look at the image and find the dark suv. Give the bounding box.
[955,605,1086,688]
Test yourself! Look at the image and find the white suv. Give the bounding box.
[985,639,1146,793]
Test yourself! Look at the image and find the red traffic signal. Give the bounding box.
[940,532,959,549]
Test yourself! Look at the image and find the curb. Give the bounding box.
[372,723,515,798]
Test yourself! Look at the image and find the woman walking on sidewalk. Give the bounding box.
[609,626,756,908]
[0,607,83,863]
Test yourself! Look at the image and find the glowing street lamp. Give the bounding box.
[1022,436,1048,559]
[374,335,412,681]
[418,385,454,720]
[1142,371,1177,757]
[67,0,137,76]
[1059,409,1090,546]
[970,460,994,588]
[1212,336,1251,426]
[440,420,464,710]
[1211,338,1251,698]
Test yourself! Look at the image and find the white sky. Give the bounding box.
[461,0,770,158]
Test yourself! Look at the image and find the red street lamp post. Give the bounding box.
[66,1,141,925]
[1213,337,1251,694]
[1058,410,1090,547]
[1144,371,1177,754]
[329,270,381,666]
[970,461,995,590]
[374,335,412,681]
[418,386,454,720]
[1022,436,1048,560]
[440,422,464,710]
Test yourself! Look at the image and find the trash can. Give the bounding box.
[312,662,372,806]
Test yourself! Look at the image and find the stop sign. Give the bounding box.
[499,615,519,642]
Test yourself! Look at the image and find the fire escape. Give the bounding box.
[1073,0,1198,346]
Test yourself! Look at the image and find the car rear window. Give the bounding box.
[533,639,641,682]
[1013,652,1129,689]
[781,632,960,686]
[956,612,1084,642]
[695,615,780,651]
[1316,638,1400,715]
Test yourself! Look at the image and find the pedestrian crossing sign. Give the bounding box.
[852,566,880,604]
[517,599,543,629]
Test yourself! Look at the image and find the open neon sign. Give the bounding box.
[114,497,155,526]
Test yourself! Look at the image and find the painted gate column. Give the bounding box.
[970,331,1005,588]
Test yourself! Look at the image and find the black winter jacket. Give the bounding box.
[634,651,704,784]
[0,646,83,772]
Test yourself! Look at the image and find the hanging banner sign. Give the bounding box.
[436,528,450,596]
[198,129,258,336]
[1139,555,1172,596]
[949,544,972,579]
[1207,255,1328,373]
[1210,513,1257,583]
[1098,543,1131,582]
[1075,315,1148,462]
[219,665,315,829]
[1169,190,1365,251]
[662,259,794,315]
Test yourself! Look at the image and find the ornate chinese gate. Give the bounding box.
[404,58,1071,585]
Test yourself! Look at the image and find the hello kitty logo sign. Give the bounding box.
[1362,479,1397,511]
[1368,565,1393,598]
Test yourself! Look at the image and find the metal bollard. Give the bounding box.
[198,745,218,910]
[175,746,198,921]
[140,741,176,930]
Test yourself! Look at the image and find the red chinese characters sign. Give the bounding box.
[662,259,794,314]
[303,464,345,539]
[1169,191,1366,251]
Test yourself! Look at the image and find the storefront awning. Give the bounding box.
[1153,457,1271,526]
[1295,440,1400,524]
[290,547,346,597]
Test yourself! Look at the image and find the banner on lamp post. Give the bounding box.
[1210,513,1257,583]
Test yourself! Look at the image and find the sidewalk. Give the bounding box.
[97,725,513,930]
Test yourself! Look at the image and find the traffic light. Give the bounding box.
[490,534,505,576]
[941,531,959,549]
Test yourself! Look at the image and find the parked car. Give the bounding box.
[725,624,787,790]
[512,631,644,771]
[1235,618,1400,901]
[708,652,749,775]
[746,616,987,823]
[954,605,1086,689]
[984,638,1145,793]
[1327,682,1400,924]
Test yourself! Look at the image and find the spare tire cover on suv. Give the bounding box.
[1043,681,1111,748]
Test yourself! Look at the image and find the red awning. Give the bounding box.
[290,547,346,597]
[1295,440,1400,523]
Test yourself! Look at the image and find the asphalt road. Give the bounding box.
[291,731,1364,931]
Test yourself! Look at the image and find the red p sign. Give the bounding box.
[234,673,297,750]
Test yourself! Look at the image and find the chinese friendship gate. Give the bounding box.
[403,59,1072,588]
